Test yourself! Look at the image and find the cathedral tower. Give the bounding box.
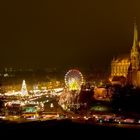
[111,21,140,86]
[130,21,140,70]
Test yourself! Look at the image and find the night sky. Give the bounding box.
[0,0,140,70]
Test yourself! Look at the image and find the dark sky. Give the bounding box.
[0,0,140,70]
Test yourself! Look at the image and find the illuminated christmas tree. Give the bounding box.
[21,80,28,96]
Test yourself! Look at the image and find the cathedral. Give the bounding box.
[111,22,140,87]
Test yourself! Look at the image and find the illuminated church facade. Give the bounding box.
[111,22,140,87]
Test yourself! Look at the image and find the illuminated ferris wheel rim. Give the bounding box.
[64,69,84,87]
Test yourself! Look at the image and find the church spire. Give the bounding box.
[130,19,140,70]
[132,20,139,49]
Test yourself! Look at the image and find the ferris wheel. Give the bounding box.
[64,69,84,91]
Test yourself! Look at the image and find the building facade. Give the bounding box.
[111,57,130,77]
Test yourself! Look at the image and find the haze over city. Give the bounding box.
[0,0,140,69]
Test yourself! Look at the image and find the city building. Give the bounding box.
[110,21,140,87]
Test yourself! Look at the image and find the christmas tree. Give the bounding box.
[21,80,28,96]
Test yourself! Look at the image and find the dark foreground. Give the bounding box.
[0,119,140,138]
